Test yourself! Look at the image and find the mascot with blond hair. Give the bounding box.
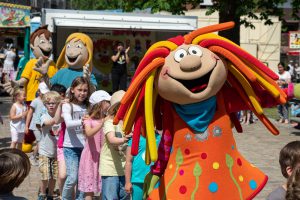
[114,22,287,200]
[38,33,97,90]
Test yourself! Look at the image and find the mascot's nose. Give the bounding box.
[180,56,202,72]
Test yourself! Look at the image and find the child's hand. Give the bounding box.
[125,182,132,194]
[61,99,69,104]
[123,133,132,143]
[22,111,28,118]
[25,126,29,135]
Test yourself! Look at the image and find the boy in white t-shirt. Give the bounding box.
[37,91,62,200]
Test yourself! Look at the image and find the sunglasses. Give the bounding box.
[45,102,57,105]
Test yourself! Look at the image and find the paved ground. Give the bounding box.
[0,95,299,200]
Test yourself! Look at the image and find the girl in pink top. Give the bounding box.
[78,90,111,200]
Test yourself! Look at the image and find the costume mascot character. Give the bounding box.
[113,22,287,200]
[3,25,57,102]
[40,33,97,90]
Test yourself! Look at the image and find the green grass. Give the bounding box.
[263,107,278,120]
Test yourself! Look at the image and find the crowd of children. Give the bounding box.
[6,76,300,200]
[7,76,161,200]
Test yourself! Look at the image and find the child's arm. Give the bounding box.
[25,107,34,134]
[52,102,63,124]
[124,145,133,194]
[62,103,82,128]
[9,104,23,120]
[83,119,104,137]
[106,131,129,145]
[41,104,63,127]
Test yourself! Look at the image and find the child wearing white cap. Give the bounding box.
[25,82,50,166]
[78,90,111,200]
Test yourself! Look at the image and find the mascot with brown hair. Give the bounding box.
[4,25,57,103]
[114,22,287,200]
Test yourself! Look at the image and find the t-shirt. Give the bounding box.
[266,186,286,200]
[40,112,59,158]
[62,103,86,148]
[50,68,97,89]
[112,51,127,72]
[21,59,57,101]
[128,133,161,183]
[276,71,291,89]
[100,119,126,176]
[29,97,45,131]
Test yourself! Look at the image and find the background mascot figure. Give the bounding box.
[114,22,287,200]
[4,25,57,103]
[42,32,97,90]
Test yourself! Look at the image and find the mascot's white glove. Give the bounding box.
[2,75,27,95]
[83,64,91,79]
[33,57,52,76]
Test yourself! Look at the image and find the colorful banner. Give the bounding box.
[289,31,300,49]
[0,2,30,27]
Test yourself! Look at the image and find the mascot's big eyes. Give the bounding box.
[174,49,187,62]
[67,44,71,48]
[76,44,82,48]
[40,39,45,44]
[188,46,202,57]
[49,39,52,44]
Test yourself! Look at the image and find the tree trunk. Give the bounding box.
[218,0,241,45]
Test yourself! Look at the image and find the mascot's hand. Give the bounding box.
[33,57,51,76]
[83,64,91,79]
[3,76,19,95]
[143,172,160,199]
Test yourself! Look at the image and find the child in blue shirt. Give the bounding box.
[124,132,161,200]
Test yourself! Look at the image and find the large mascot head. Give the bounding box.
[114,22,287,162]
[30,25,52,59]
[56,33,93,70]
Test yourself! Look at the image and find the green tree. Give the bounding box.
[71,0,300,45]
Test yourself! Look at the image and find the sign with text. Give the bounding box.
[289,31,300,49]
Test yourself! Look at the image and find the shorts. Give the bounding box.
[24,130,36,143]
[39,155,58,180]
[57,147,65,162]
[11,131,24,143]
[33,130,42,142]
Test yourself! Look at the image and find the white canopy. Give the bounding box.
[42,9,198,32]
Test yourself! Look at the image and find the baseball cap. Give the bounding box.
[89,90,111,106]
[38,82,50,94]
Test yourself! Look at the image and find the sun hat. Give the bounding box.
[107,90,125,115]
[38,82,50,94]
[89,90,111,106]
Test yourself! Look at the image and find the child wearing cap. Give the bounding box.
[25,82,50,166]
[100,90,131,200]
[78,90,111,200]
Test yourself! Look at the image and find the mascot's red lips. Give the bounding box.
[190,84,208,92]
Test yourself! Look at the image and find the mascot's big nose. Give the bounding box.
[180,56,202,72]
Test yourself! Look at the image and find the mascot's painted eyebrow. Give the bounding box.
[113,22,287,200]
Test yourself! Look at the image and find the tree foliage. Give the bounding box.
[70,0,300,44]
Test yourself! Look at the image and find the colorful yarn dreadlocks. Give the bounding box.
[114,22,286,163]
